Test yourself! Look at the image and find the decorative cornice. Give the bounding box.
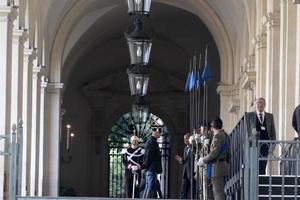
[12,28,22,42]
[7,6,17,22]
[252,34,267,50]
[262,12,280,28]
[19,29,28,45]
[217,83,239,97]
[0,5,11,18]
[228,99,240,114]
[242,55,255,73]
[28,48,38,62]
[46,82,64,93]
[240,71,256,90]
[41,76,48,89]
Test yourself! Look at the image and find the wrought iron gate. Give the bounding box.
[108,113,170,198]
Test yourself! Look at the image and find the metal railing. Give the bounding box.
[224,113,252,200]
[225,112,300,200]
[0,120,23,200]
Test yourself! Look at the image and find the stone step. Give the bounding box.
[259,175,300,185]
[259,185,300,195]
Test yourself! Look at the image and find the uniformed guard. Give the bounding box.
[197,117,230,200]
[121,133,145,198]
[190,125,214,200]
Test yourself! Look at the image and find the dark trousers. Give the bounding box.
[125,171,141,198]
[180,178,196,199]
[259,143,269,175]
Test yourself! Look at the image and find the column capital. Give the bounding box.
[19,29,28,46]
[7,5,17,22]
[33,65,42,77]
[262,12,280,28]
[252,34,267,50]
[12,28,22,44]
[228,99,240,114]
[217,83,239,97]
[0,5,11,16]
[241,55,255,73]
[240,71,256,91]
[28,48,38,63]
[46,82,64,93]
[41,76,48,89]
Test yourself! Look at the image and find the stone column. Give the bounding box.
[262,1,280,136]
[22,48,36,196]
[38,75,47,196]
[278,0,297,140]
[0,4,11,199]
[30,65,41,196]
[217,83,240,132]
[253,34,267,98]
[11,27,26,126]
[43,82,63,196]
[0,4,15,199]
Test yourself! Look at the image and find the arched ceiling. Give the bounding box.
[45,0,254,84]
[58,2,220,96]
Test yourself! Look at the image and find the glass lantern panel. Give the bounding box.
[128,40,152,65]
[143,0,151,13]
[128,75,149,96]
[127,0,151,13]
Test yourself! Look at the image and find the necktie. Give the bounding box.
[259,113,263,124]
[184,146,189,159]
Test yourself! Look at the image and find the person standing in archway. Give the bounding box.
[121,134,145,198]
[175,133,196,199]
[197,117,230,200]
[250,97,276,174]
[142,129,162,198]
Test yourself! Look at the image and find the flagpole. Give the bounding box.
[196,53,202,199]
[190,54,197,200]
[201,44,212,200]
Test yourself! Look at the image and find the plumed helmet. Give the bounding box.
[130,135,139,142]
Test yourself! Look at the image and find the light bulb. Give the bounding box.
[136,80,141,90]
[137,46,142,57]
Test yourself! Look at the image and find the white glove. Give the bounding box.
[204,139,210,145]
[200,135,205,143]
[197,157,204,167]
[189,135,195,144]
[131,165,139,171]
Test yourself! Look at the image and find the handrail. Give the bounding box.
[225,112,256,200]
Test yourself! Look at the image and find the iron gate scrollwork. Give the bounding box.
[108,113,170,198]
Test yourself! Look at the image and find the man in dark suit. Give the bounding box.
[249,97,276,174]
[142,129,162,198]
[292,104,300,137]
[175,133,196,199]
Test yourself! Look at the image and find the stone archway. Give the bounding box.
[46,0,234,197]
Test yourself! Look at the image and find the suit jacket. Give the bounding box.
[203,129,229,177]
[292,104,300,135]
[143,136,162,174]
[180,146,194,180]
[248,111,276,140]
